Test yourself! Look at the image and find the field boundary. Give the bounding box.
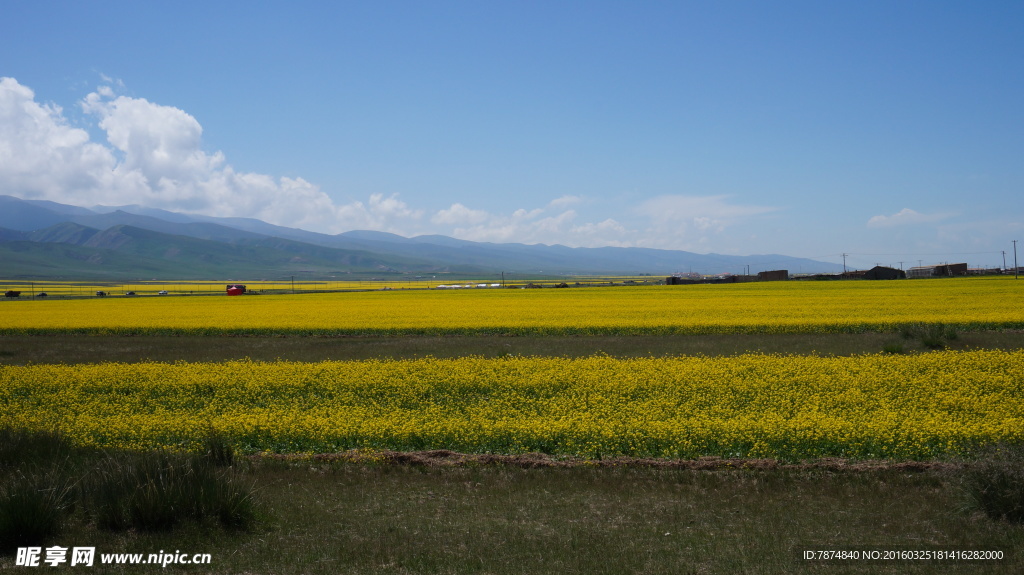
[4,322,1024,337]
[258,449,958,472]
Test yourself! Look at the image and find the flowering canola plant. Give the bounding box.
[4,350,1022,460]
[1,276,1022,335]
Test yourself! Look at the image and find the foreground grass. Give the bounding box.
[4,460,1021,574]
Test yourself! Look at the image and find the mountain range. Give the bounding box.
[0,195,842,280]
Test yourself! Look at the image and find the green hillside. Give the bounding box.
[0,225,492,280]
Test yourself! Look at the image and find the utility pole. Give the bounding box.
[1003,251,1007,272]
[898,261,904,270]
[842,253,848,275]
[1015,240,1019,279]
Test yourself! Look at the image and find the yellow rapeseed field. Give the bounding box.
[3,351,1021,460]
[1,276,1022,335]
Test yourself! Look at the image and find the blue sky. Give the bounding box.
[1,1,1022,270]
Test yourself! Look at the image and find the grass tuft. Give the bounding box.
[0,466,75,554]
[0,426,258,556]
[958,443,1024,523]
[0,427,74,471]
[899,322,959,350]
[204,430,236,467]
[80,450,257,532]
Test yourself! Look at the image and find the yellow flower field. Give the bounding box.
[3,351,1021,460]
[1,276,1021,334]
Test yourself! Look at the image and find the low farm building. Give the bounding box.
[863,266,906,280]
[757,270,789,281]
[936,263,969,276]
[908,263,969,278]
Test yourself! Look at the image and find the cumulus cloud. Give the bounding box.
[0,77,424,234]
[867,208,951,228]
[422,193,781,250]
[548,195,583,208]
[0,77,119,201]
[626,194,778,250]
[429,200,602,245]
[333,193,424,231]
[635,194,776,225]
[0,77,781,250]
[81,87,222,188]
[445,206,575,244]
[432,202,490,225]
[429,205,637,247]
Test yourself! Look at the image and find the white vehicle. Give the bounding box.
[157,290,168,295]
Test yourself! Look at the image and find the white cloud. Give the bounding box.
[421,193,781,251]
[430,197,598,245]
[548,195,583,208]
[635,194,776,224]
[866,208,951,228]
[330,193,423,232]
[373,193,420,217]
[81,88,221,187]
[0,77,782,251]
[0,77,120,201]
[448,207,574,244]
[625,194,778,251]
[428,199,576,244]
[512,207,544,219]
[428,197,631,246]
[432,202,490,225]
[0,77,431,234]
[569,218,629,245]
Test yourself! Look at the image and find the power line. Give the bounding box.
[843,251,1003,257]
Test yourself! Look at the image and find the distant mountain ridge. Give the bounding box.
[0,195,843,279]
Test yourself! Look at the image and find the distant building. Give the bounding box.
[907,263,968,278]
[863,266,906,280]
[757,270,789,281]
[729,275,759,283]
[935,263,968,276]
[907,266,933,279]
